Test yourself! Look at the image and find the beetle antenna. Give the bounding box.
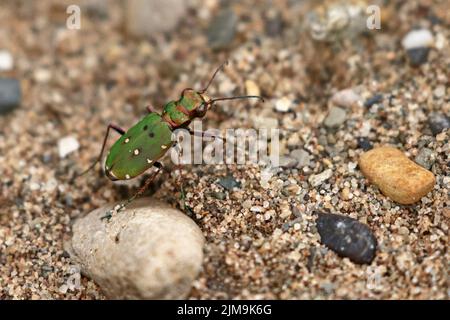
[209,95,264,104]
[200,60,229,93]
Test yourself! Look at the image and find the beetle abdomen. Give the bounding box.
[105,113,173,180]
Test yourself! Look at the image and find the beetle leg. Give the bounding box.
[125,162,163,205]
[73,123,125,181]
[101,162,163,220]
[146,104,157,113]
[173,145,187,210]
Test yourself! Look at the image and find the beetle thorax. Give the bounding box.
[161,90,211,128]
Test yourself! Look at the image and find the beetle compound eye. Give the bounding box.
[197,103,207,116]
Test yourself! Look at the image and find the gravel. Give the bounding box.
[1,0,448,300]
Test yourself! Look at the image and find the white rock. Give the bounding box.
[69,199,205,299]
[275,97,292,112]
[308,169,333,187]
[0,50,13,71]
[331,88,361,108]
[58,136,80,158]
[33,68,52,83]
[401,29,434,50]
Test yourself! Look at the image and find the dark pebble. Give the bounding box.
[357,137,373,151]
[207,9,238,50]
[364,94,383,108]
[211,191,226,200]
[218,175,241,191]
[0,78,21,114]
[64,195,73,207]
[316,212,377,264]
[41,153,52,164]
[428,112,450,136]
[61,251,71,259]
[40,265,53,275]
[281,222,291,232]
[406,47,430,66]
[265,14,284,37]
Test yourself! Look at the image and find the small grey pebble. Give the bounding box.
[0,78,21,114]
[281,222,291,232]
[324,106,347,129]
[211,191,226,200]
[207,9,237,50]
[428,112,450,136]
[320,282,335,295]
[418,135,433,148]
[218,175,241,191]
[290,149,311,168]
[279,155,298,169]
[414,148,435,170]
[42,153,52,164]
[64,195,74,207]
[318,135,328,147]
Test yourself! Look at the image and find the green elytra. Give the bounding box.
[76,62,263,219]
[105,88,235,181]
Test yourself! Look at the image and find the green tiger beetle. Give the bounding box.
[77,62,263,220]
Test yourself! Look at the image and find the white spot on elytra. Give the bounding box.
[161,145,168,149]
[147,159,153,164]
[125,174,130,179]
[125,138,130,143]
[134,149,140,155]
[109,171,118,179]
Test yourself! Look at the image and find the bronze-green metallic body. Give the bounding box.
[105,113,173,180]
[105,90,208,180]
